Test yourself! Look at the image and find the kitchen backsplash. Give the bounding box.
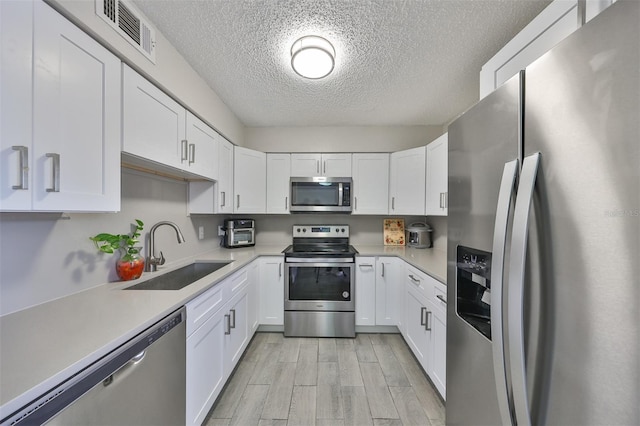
[0,170,446,316]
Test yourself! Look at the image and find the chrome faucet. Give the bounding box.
[145,221,186,272]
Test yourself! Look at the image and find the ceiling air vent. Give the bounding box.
[96,0,156,63]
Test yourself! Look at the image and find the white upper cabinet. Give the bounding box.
[234,146,266,213]
[1,1,121,212]
[122,64,186,170]
[184,113,218,180]
[480,0,616,98]
[291,153,352,177]
[389,146,426,215]
[266,153,291,214]
[352,153,389,215]
[217,138,234,214]
[425,133,448,216]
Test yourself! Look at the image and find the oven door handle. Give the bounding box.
[285,258,354,264]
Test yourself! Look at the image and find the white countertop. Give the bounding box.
[0,244,446,418]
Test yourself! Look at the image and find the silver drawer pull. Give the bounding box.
[230,309,236,329]
[420,307,427,326]
[188,143,196,165]
[436,294,447,304]
[45,153,60,193]
[181,140,188,161]
[224,314,231,335]
[425,310,432,331]
[408,274,420,284]
[11,146,29,190]
[359,263,374,268]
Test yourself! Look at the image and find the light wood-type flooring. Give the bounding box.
[204,332,445,426]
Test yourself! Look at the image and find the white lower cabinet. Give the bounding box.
[375,257,401,326]
[355,258,376,326]
[259,256,284,325]
[185,264,255,426]
[402,263,447,399]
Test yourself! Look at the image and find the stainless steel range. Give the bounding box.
[283,225,357,338]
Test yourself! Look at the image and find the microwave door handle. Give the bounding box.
[338,183,343,207]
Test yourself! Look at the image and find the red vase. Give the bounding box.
[116,252,145,281]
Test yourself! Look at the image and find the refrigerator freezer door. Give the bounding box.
[522,1,639,424]
[447,74,521,425]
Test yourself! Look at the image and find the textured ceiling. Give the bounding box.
[133,0,550,127]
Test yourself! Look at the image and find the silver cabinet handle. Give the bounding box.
[420,307,427,326]
[221,191,226,207]
[359,263,374,268]
[444,192,448,208]
[181,140,188,162]
[425,310,432,331]
[316,160,320,174]
[230,309,236,329]
[381,262,385,278]
[285,196,288,211]
[45,153,60,193]
[490,159,519,426]
[323,160,326,175]
[439,192,444,209]
[354,196,357,211]
[408,274,420,284]
[224,314,231,335]
[236,194,240,209]
[11,146,29,190]
[278,262,282,277]
[391,197,395,210]
[508,152,541,426]
[436,294,447,304]
[188,143,196,165]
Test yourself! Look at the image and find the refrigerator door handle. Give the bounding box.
[508,152,541,426]
[490,159,519,426]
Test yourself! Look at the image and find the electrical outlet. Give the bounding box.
[198,226,205,240]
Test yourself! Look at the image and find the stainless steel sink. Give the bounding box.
[124,261,231,290]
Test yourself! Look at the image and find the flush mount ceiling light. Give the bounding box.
[291,35,335,79]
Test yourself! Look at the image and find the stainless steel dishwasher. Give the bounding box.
[2,308,186,426]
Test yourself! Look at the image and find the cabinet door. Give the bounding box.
[389,146,426,215]
[426,133,448,216]
[405,285,430,371]
[186,306,227,426]
[225,289,249,374]
[217,138,234,213]
[430,303,447,399]
[32,2,120,212]
[259,257,284,325]
[1,1,33,210]
[322,153,352,177]
[355,258,376,326]
[122,64,186,170]
[266,153,291,214]
[185,112,218,180]
[375,257,401,326]
[291,153,321,177]
[352,153,389,215]
[233,146,266,213]
[247,260,260,334]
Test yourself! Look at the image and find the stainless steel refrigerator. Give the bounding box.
[446,2,639,425]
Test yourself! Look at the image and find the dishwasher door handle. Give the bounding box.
[102,350,147,387]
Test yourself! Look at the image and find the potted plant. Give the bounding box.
[90,219,145,281]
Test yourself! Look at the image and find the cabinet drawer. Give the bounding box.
[186,283,225,336]
[432,282,447,317]
[405,265,430,298]
[227,267,249,298]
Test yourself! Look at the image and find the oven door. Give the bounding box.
[285,260,355,311]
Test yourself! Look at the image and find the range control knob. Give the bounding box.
[335,228,339,233]
[296,228,301,233]
[302,228,306,232]
[341,228,346,233]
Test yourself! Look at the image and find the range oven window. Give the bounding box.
[288,265,352,301]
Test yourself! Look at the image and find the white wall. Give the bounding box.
[245,126,444,152]
[48,0,245,145]
[0,170,224,315]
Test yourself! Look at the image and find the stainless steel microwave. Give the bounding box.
[290,177,352,213]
